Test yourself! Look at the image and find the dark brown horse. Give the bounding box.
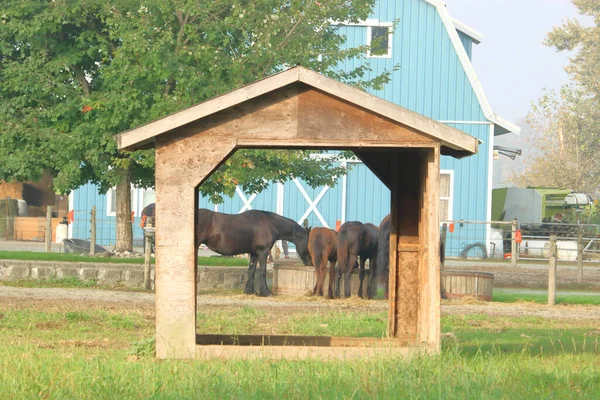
[359,223,379,299]
[377,214,391,299]
[308,227,338,298]
[335,221,378,299]
[196,209,312,296]
[377,213,446,300]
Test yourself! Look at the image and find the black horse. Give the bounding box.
[196,209,312,296]
[359,223,379,299]
[377,214,446,300]
[335,221,378,299]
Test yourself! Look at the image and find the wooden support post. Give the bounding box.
[548,233,557,306]
[511,219,518,267]
[90,206,96,255]
[440,223,447,271]
[155,135,235,359]
[418,147,441,349]
[144,232,153,290]
[577,226,584,284]
[388,150,440,350]
[45,206,53,253]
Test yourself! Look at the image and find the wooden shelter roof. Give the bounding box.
[116,66,479,158]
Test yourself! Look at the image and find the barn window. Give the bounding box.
[106,187,138,217]
[440,171,453,222]
[367,25,392,58]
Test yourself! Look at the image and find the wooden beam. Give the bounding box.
[116,68,301,150]
[196,344,430,360]
[116,66,478,158]
[298,68,478,154]
[196,334,409,347]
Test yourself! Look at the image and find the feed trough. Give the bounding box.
[441,271,494,301]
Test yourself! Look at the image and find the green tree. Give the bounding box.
[511,0,600,195]
[0,0,391,250]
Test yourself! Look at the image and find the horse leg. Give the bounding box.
[244,254,258,295]
[344,254,358,298]
[367,256,377,299]
[358,256,367,299]
[315,252,329,296]
[257,251,271,297]
[327,259,337,299]
[334,263,343,299]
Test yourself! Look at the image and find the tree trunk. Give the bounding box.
[115,165,133,252]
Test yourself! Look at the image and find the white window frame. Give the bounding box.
[367,22,393,59]
[106,186,140,217]
[440,169,454,223]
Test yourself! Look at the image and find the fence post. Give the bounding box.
[144,217,154,291]
[548,233,557,306]
[511,219,518,267]
[45,206,53,253]
[577,226,584,284]
[440,223,447,271]
[90,206,96,255]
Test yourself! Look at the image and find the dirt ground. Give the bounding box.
[2,286,600,321]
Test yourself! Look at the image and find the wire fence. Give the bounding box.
[0,206,146,253]
[441,220,515,261]
[441,219,600,265]
[4,204,600,268]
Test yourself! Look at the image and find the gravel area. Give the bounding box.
[2,286,600,320]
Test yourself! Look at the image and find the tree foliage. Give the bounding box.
[0,0,390,202]
[510,0,600,195]
[510,86,600,193]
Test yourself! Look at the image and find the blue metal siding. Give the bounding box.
[338,0,490,227]
[458,31,473,60]
[345,163,389,224]
[72,184,147,248]
[72,0,493,256]
[339,0,485,122]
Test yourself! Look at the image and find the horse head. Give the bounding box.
[294,226,312,266]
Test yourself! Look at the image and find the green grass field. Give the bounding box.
[493,290,600,306]
[1,300,599,398]
[0,250,248,266]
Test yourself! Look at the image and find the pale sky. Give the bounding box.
[446,0,580,123]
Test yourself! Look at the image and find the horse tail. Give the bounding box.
[337,228,350,272]
[440,234,445,265]
[377,222,390,278]
[310,233,323,270]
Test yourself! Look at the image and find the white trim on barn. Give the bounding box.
[425,1,520,136]
[276,183,284,216]
[293,178,330,228]
[68,192,74,239]
[452,18,483,44]
[438,120,490,125]
[440,169,454,222]
[235,187,257,213]
[485,122,495,252]
[366,23,394,59]
[341,161,348,224]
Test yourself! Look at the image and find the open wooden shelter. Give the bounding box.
[116,66,478,359]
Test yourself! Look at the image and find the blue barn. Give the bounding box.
[69,0,518,254]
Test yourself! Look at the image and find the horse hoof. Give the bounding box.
[257,289,272,297]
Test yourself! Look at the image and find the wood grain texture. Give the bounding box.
[297,89,434,144]
[196,344,431,360]
[390,153,422,341]
[154,136,236,359]
[196,334,409,347]
[418,146,441,350]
